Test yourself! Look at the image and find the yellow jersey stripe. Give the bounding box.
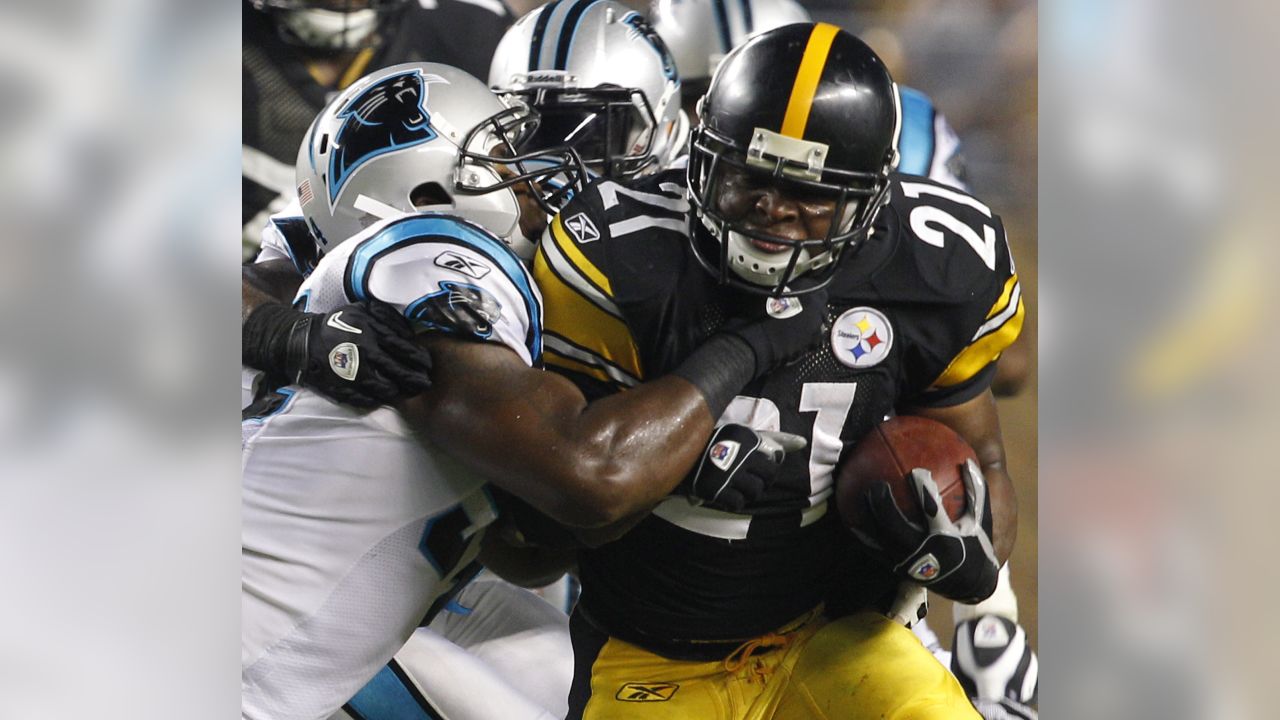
[986,275,1019,320]
[539,225,622,319]
[550,215,613,297]
[545,333,640,387]
[532,249,644,381]
[780,22,840,139]
[933,297,1025,388]
[544,349,630,388]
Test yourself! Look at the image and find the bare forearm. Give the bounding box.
[983,462,1017,564]
[407,339,716,528]
[560,376,714,518]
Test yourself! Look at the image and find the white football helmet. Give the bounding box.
[650,0,810,88]
[296,62,587,260]
[489,0,685,178]
[251,0,408,52]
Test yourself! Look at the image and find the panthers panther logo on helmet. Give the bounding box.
[328,68,449,205]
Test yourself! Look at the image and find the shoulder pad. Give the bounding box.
[340,213,543,366]
[881,175,1024,399]
[885,173,1011,290]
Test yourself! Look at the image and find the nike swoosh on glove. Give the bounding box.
[244,300,433,408]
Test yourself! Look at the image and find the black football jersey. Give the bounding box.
[531,169,1024,647]
[242,0,513,254]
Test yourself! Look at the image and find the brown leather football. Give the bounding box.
[836,415,976,531]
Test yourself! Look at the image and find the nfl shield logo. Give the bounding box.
[328,342,360,381]
[909,554,941,581]
[708,440,740,470]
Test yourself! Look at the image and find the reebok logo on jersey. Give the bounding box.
[831,307,894,368]
[328,342,359,381]
[708,440,740,471]
[434,251,492,280]
[326,311,363,334]
[564,212,600,244]
[616,683,679,702]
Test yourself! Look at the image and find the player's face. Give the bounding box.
[489,150,550,241]
[714,166,837,251]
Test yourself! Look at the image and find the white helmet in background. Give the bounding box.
[489,0,686,178]
[296,62,587,260]
[651,0,811,89]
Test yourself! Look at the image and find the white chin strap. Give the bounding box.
[279,8,379,50]
[698,211,827,287]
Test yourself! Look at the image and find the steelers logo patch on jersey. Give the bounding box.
[831,307,894,368]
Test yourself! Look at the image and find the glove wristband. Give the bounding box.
[242,302,303,378]
[283,315,315,384]
[671,333,756,419]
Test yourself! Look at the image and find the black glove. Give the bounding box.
[243,300,433,408]
[952,615,1039,720]
[688,424,806,512]
[853,460,999,603]
[721,289,828,377]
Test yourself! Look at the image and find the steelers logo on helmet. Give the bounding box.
[830,307,894,368]
[686,22,903,297]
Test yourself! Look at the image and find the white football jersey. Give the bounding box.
[330,574,574,720]
[242,212,543,720]
[253,197,304,267]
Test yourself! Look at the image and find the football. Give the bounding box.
[836,415,976,532]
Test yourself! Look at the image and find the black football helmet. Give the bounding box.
[250,0,409,52]
[687,22,901,296]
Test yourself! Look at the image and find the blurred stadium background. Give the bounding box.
[4,0,1279,718]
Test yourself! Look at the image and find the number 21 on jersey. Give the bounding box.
[900,181,998,271]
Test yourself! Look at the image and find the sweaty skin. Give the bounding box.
[716,166,1018,565]
[402,336,718,529]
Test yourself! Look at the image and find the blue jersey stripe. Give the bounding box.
[897,86,937,177]
[345,662,443,720]
[347,215,542,361]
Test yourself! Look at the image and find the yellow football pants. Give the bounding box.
[571,611,979,720]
